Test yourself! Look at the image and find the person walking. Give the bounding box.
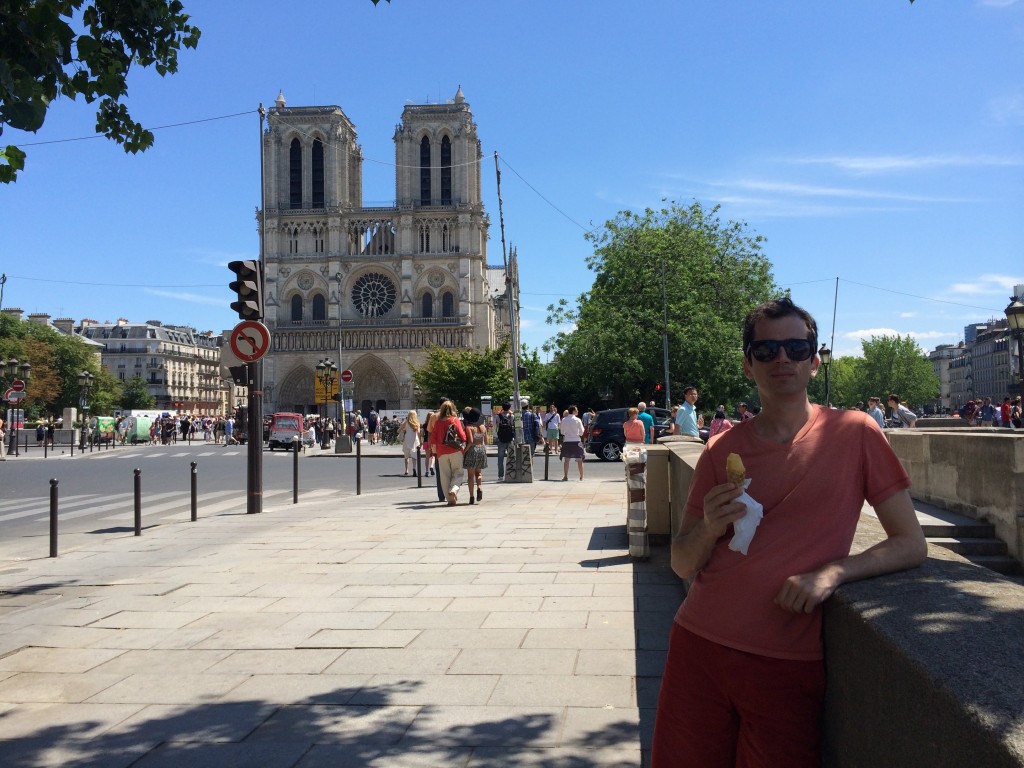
[866,397,886,429]
[651,297,926,767]
[521,401,541,456]
[637,401,655,444]
[543,404,561,454]
[431,400,467,506]
[623,407,646,444]
[462,407,488,504]
[707,406,733,438]
[494,402,515,481]
[559,405,586,481]
[673,386,704,438]
[399,410,421,476]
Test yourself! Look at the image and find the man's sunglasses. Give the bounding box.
[746,338,815,363]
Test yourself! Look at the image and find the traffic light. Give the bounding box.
[517,365,529,381]
[228,260,263,320]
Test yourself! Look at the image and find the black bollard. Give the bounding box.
[356,435,362,495]
[416,446,422,488]
[190,461,197,522]
[544,443,550,481]
[133,467,142,536]
[43,436,48,459]
[49,478,58,558]
[292,435,300,504]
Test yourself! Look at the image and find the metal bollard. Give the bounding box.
[43,437,47,459]
[356,436,362,495]
[544,443,550,481]
[49,478,58,558]
[133,468,142,536]
[416,446,422,488]
[292,435,300,504]
[190,461,198,521]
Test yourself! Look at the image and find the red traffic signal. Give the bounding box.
[228,260,263,321]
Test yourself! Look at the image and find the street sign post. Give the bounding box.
[229,320,272,363]
[340,369,354,384]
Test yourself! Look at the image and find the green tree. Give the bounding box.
[855,335,939,410]
[120,374,156,410]
[408,342,512,410]
[545,201,779,411]
[0,0,201,182]
[0,313,115,419]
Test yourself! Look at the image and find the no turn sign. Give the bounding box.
[229,321,272,363]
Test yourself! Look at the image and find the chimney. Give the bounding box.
[28,312,51,326]
[1,308,24,321]
[54,318,76,335]
[117,317,130,326]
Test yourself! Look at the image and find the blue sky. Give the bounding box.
[2,0,1022,361]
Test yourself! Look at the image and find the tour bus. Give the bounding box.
[267,412,304,450]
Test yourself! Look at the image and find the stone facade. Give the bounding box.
[259,89,508,416]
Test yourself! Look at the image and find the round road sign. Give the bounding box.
[229,321,272,363]
[340,369,354,383]
[10,379,25,392]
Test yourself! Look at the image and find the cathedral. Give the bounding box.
[258,88,509,416]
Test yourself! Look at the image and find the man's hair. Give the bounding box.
[637,401,647,410]
[683,386,697,396]
[738,401,747,408]
[742,297,818,359]
[888,394,900,403]
[568,405,578,414]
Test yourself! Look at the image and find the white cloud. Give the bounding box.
[144,288,226,306]
[945,274,1024,299]
[781,153,1023,175]
[900,312,917,318]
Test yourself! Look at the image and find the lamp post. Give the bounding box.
[315,358,337,448]
[818,344,832,407]
[1005,296,1024,399]
[3,357,31,456]
[77,371,94,451]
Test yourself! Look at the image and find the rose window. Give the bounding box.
[352,272,397,318]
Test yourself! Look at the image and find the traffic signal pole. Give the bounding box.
[247,103,267,515]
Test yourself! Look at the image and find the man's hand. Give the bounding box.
[701,483,746,539]
[774,566,841,614]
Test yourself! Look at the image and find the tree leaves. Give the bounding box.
[0,0,200,182]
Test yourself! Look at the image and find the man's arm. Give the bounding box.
[774,489,927,613]
[671,482,746,580]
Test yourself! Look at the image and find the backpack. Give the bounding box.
[496,412,515,443]
[443,422,466,451]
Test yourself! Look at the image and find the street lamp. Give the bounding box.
[77,371,94,450]
[3,357,31,456]
[315,358,337,448]
[817,344,832,407]
[1005,295,1024,398]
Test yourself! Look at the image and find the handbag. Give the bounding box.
[443,422,466,451]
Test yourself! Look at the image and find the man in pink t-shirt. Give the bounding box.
[652,298,926,768]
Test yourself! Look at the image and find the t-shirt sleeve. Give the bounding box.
[861,417,911,507]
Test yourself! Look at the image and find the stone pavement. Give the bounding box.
[0,472,684,767]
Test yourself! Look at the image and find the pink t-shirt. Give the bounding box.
[676,405,910,661]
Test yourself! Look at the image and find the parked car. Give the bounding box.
[585,407,674,461]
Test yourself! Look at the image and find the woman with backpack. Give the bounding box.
[431,400,467,506]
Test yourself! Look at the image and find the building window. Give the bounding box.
[312,293,326,322]
[441,224,450,253]
[289,138,302,208]
[419,224,430,253]
[420,136,431,205]
[291,294,303,323]
[422,293,433,318]
[352,272,397,318]
[312,139,324,208]
[440,135,452,205]
[442,291,455,318]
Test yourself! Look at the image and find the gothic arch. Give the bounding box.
[349,354,400,411]
[278,364,315,414]
[344,268,400,319]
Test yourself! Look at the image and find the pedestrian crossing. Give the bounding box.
[70,448,307,460]
[0,487,341,527]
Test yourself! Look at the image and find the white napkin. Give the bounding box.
[728,478,764,555]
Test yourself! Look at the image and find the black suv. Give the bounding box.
[585,407,674,461]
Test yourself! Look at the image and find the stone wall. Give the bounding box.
[887,429,1024,561]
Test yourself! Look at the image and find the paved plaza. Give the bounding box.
[0,469,684,767]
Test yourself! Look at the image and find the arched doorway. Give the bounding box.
[350,355,400,417]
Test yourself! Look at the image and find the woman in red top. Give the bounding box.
[431,400,467,505]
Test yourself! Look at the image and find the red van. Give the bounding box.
[267,412,304,450]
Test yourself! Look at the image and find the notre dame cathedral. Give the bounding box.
[258,88,509,416]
